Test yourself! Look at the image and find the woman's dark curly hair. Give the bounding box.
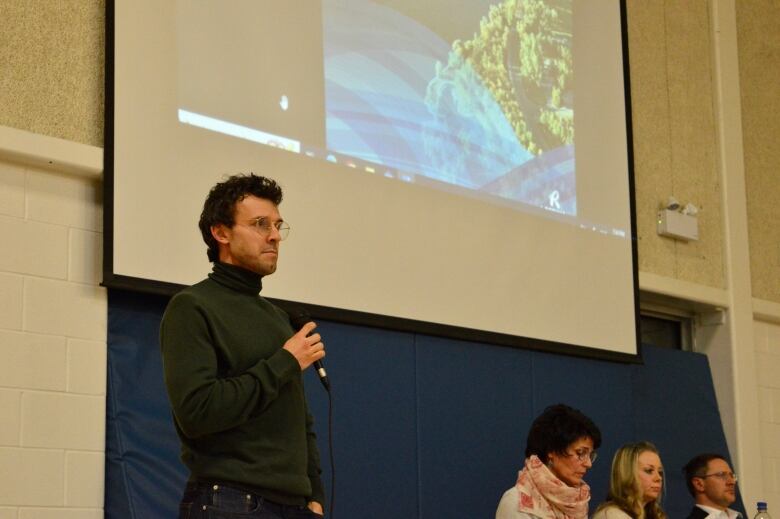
[198,173,283,262]
[525,404,602,462]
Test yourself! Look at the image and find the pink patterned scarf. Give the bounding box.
[514,455,591,519]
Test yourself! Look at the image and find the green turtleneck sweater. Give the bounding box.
[160,262,324,506]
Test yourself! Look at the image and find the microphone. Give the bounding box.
[288,308,330,391]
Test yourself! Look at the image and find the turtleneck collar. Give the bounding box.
[208,261,263,295]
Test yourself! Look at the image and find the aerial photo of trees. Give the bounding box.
[426,0,573,156]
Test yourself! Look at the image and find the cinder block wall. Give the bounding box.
[0,158,105,519]
[756,320,780,510]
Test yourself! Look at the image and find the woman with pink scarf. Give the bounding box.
[496,404,602,519]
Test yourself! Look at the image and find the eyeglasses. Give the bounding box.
[568,449,597,464]
[698,471,738,482]
[244,217,290,240]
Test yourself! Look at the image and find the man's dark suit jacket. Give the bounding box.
[686,506,711,519]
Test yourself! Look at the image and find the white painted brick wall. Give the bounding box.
[0,216,68,278]
[0,447,65,505]
[0,331,67,390]
[0,390,21,446]
[0,160,106,518]
[0,273,24,330]
[755,319,780,513]
[18,509,103,519]
[0,162,24,217]
[67,339,106,395]
[65,451,105,507]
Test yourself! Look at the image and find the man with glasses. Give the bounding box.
[161,174,326,518]
[682,453,741,519]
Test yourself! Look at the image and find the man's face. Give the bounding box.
[212,195,283,276]
[694,458,737,510]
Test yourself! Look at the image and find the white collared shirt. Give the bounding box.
[696,504,742,519]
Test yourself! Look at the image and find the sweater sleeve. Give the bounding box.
[495,487,543,519]
[160,292,300,438]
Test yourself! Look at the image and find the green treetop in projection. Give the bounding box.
[430,0,574,155]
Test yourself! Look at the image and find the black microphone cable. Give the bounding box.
[325,376,335,519]
[289,308,335,518]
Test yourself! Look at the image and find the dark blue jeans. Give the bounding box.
[179,482,324,519]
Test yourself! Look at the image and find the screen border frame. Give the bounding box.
[102,0,643,364]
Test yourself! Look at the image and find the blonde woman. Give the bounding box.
[592,441,667,519]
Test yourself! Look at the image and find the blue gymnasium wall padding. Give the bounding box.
[415,335,535,518]
[630,346,746,518]
[528,349,636,506]
[303,321,420,518]
[105,289,741,518]
[105,290,188,518]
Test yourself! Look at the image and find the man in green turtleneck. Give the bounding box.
[160,174,326,518]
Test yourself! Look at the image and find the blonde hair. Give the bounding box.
[594,441,667,519]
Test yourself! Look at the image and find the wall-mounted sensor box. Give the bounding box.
[657,209,698,241]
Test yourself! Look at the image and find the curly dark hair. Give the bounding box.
[198,173,283,262]
[525,404,602,462]
[682,453,727,496]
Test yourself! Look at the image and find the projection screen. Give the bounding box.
[105,0,640,360]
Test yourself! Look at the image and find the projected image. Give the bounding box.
[324,0,574,213]
[178,0,575,215]
[117,0,636,356]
